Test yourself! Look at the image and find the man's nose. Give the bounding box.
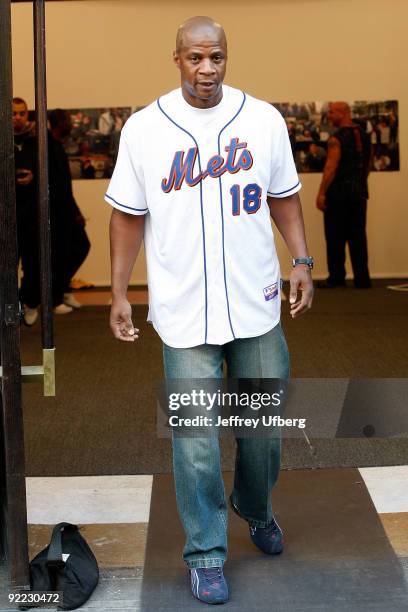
[199,58,216,75]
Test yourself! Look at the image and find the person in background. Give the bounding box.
[13,97,40,325]
[98,108,114,135]
[13,97,78,324]
[48,108,91,309]
[316,101,372,289]
[305,142,327,172]
[81,157,96,179]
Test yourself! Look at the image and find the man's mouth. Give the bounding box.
[198,81,216,88]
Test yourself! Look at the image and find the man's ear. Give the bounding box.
[173,50,180,69]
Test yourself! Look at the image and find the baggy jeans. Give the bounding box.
[163,323,290,569]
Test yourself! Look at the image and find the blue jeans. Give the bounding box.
[163,323,290,569]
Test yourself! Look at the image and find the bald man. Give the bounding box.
[107,16,314,604]
[316,102,372,288]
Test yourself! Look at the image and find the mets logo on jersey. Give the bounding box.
[161,137,253,193]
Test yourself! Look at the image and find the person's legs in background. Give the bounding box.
[323,196,347,286]
[63,220,91,309]
[347,199,371,288]
[51,210,73,314]
[18,220,41,325]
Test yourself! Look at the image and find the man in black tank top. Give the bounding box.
[316,101,372,288]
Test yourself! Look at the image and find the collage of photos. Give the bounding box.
[52,100,399,180]
[62,107,132,179]
[272,99,399,173]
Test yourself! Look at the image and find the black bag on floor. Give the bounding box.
[21,522,99,610]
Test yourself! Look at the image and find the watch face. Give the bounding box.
[293,257,313,268]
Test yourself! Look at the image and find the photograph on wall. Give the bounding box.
[272,100,399,173]
[60,107,132,179]
[53,100,398,179]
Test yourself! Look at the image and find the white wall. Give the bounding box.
[11,0,408,284]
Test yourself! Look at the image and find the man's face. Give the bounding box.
[327,104,343,127]
[174,27,227,107]
[13,103,29,133]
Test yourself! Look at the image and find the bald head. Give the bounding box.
[328,101,352,127]
[176,16,227,53]
[331,101,351,115]
[173,15,228,109]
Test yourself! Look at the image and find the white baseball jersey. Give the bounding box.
[105,84,301,348]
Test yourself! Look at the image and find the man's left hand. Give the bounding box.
[289,266,314,318]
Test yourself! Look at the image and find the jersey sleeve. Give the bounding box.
[104,126,148,215]
[267,112,302,199]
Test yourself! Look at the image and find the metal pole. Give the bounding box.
[0,0,30,589]
[33,0,54,350]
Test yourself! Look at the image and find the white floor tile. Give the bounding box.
[26,475,153,524]
[359,466,408,513]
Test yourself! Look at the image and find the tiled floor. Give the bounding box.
[23,467,408,568]
[26,475,153,524]
[28,524,148,568]
[359,466,408,513]
[10,290,407,608]
[359,466,408,557]
[25,475,153,570]
[1,466,407,611]
[380,513,408,557]
[4,287,404,608]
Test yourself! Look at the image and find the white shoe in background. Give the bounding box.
[53,303,73,315]
[63,292,82,309]
[23,306,38,326]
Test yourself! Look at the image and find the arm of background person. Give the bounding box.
[267,192,314,318]
[109,208,145,341]
[316,136,341,210]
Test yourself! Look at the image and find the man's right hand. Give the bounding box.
[110,297,139,342]
[316,192,326,211]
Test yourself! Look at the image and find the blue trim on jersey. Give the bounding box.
[156,97,208,344]
[216,91,247,340]
[105,193,148,212]
[267,181,300,196]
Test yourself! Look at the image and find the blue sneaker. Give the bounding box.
[190,567,229,604]
[229,495,283,555]
[249,518,284,555]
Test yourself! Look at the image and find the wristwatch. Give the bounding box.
[292,256,314,269]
